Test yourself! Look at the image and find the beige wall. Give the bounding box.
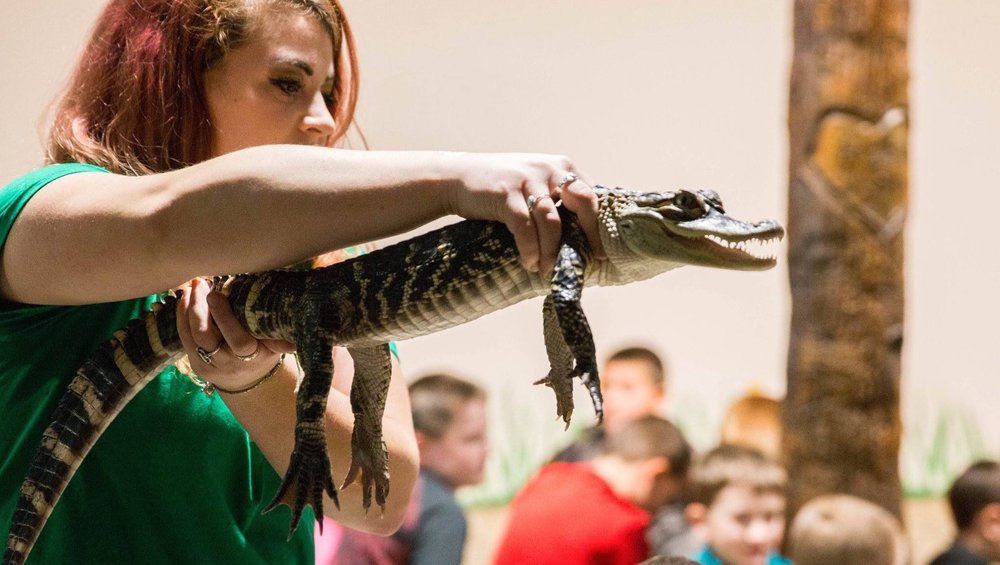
[2,0,997,491]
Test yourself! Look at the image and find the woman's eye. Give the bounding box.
[271,79,302,96]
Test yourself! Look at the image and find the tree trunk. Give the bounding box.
[785,0,909,520]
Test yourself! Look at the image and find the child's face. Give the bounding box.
[600,359,665,433]
[703,484,786,565]
[419,399,489,488]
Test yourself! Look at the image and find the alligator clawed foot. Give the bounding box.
[264,424,337,539]
[534,372,575,429]
[574,365,603,423]
[341,426,389,514]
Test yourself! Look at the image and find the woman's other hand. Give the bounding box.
[175,278,295,391]
[445,153,607,276]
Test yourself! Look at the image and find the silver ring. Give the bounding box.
[233,343,260,362]
[526,194,552,213]
[557,173,579,190]
[196,344,222,366]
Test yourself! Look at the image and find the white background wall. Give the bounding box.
[2,1,997,490]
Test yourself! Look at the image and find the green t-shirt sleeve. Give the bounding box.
[0,163,108,258]
[0,163,109,311]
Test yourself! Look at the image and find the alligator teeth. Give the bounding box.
[705,234,778,261]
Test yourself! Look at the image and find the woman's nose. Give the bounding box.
[301,92,336,144]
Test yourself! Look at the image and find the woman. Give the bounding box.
[0,0,603,562]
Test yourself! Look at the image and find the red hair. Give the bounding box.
[46,0,359,175]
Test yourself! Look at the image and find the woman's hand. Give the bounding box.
[444,153,607,276]
[175,277,295,391]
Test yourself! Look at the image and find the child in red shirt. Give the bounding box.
[494,416,692,565]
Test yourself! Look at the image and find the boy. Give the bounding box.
[931,459,1000,565]
[329,374,489,565]
[494,416,691,565]
[550,347,698,556]
[685,445,790,565]
[787,494,908,565]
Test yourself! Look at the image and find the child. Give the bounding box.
[494,416,691,565]
[930,459,1000,565]
[328,374,489,565]
[685,445,790,565]
[719,391,782,462]
[550,347,699,557]
[787,494,908,565]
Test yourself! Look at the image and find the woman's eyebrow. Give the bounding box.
[272,57,315,76]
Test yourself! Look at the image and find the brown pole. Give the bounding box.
[785,0,909,520]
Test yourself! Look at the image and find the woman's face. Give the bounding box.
[205,9,337,157]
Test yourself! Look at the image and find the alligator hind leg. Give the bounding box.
[264,306,337,538]
[535,295,576,428]
[549,243,603,422]
[341,344,393,513]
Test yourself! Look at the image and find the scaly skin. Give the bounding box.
[5,186,783,565]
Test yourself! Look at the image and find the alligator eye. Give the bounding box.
[674,191,700,210]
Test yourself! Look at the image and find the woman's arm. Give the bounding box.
[1,145,600,305]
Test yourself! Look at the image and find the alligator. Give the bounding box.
[4,185,783,565]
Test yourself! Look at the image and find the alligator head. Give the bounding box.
[591,186,784,286]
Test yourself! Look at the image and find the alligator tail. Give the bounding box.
[3,295,183,565]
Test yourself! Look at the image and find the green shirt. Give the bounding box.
[0,164,313,564]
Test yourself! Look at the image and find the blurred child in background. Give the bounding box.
[931,459,1000,565]
[326,374,489,565]
[495,416,692,565]
[550,347,698,556]
[685,445,790,565]
[719,391,782,462]
[786,494,908,565]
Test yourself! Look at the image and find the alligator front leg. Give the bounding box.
[550,243,603,421]
[264,299,337,539]
[535,295,576,428]
[341,344,392,513]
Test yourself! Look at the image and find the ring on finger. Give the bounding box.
[557,172,579,191]
[233,342,260,362]
[196,344,222,366]
[526,193,553,213]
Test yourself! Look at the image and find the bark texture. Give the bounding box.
[785,0,909,519]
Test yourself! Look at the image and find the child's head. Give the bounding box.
[787,494,907,565]
[686,445,787,565]
[720,392,782,461]
[596,415,691,511]
[409,374,488,489]
[601,347,667,433]
[947,460,1000,560]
